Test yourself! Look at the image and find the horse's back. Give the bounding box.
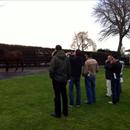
[5,50,23,61]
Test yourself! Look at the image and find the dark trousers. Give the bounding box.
[52,79,68,116]
[111,78,121,104]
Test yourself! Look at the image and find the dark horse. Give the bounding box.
[0,49,24,72]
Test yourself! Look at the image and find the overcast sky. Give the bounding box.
[0,0,129,51]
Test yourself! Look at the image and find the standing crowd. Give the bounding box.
[49,45,124,118]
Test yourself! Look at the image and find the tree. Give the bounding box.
[93,0,130,53]
[71,31,97,51]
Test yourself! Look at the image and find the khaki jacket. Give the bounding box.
[49,50,71,82]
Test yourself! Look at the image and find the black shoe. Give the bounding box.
[51,113,61,118]
[87,102,92,104]
[64,115,68,117]
[85,102,92,104]
[63,113,68,117]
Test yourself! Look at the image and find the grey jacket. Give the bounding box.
[49,50,71,82]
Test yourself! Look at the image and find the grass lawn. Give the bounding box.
[0,67,130,130]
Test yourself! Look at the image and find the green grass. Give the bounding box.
[0,68,130,130]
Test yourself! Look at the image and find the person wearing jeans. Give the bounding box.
[85,74,96,104]
[109,57,122,104]
[83,54,99,104]
[68,49,83,107]
[69,78,81,107]
[111,77,121,104]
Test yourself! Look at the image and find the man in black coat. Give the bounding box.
[49,45,71,118]
[108,56,122,104]
[68,49,83,107]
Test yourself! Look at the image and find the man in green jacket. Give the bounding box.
[49,45,71,118]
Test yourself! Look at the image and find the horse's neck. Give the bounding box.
[0,49,9,56]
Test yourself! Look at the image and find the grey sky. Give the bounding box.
[0,0,129,51]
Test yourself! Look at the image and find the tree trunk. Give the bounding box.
[117,35,123,53]
[81,44,84,51]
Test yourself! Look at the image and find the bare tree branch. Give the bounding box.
[93,0,130,52]
[71,32,96,51]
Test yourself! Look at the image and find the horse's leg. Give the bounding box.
[21,61,24,72]
[5,62,9,72]
[15,61,18,72]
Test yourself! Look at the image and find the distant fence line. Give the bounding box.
[0,43,129,67]
[0,51,129,67]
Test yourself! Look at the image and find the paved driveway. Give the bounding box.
[0,67,48,80]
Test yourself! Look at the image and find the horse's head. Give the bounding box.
[0,49,24,72]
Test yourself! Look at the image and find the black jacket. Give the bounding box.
[69,55,83,78]
[110,60,122,79]
[104,61,111,79]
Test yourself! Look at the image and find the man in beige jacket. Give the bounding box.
[83,54,99,104]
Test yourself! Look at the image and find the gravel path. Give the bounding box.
[0,67,49,80]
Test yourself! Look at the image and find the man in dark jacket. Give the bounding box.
[108,56,122,104]
[68,49,83,107]
[49,45,71,118]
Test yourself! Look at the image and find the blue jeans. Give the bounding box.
[69,77,81,106]
[111,77,121,104]
[85,74,96,104]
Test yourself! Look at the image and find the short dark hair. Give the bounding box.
[75,49,81,56]
[113,55,120,59]
[86,53,92,58]
[55,45,62,50]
